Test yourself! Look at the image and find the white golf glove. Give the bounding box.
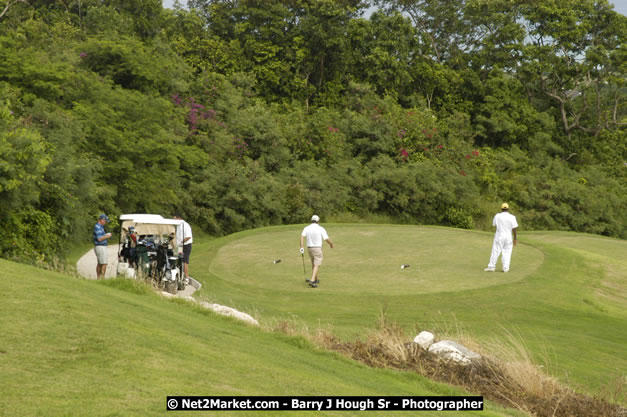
[299,247,305,254]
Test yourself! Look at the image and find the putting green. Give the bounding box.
[210,225,544,295]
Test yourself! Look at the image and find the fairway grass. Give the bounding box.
[194,225,626,397]
[0,259,522,417]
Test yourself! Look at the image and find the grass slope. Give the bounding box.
[0,259,521,417]
[193,225,626,396]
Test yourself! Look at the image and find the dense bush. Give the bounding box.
[0,0,625,265]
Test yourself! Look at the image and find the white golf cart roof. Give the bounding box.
[119,214,166,222]
[119,214,183,244]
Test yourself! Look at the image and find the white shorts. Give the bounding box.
[94,246,108,265]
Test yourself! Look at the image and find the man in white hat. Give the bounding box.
[300,215,334,288]
[485,203,518,272]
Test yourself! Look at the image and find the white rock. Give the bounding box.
[428,340,481,365]
[199,302,259,326]
[413,331,435,350]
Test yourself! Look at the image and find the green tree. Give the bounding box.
[474,71,557,149]
[186,0,310,102]
[79,36,190,95]
[463,0,525,70]
[348,11,418,101]
[0,101,49,211]
[517,0,627,149]
[375,0,470,65]
[0,100,58,261]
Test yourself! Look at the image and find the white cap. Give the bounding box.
[311,215,320,222]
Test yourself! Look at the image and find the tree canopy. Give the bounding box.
[0,0,625,265]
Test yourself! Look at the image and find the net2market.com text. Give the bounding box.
[166,395,484,412]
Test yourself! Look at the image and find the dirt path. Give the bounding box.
[76,244,198,297]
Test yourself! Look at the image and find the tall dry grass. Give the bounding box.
[483,328,560,400]
[428,316,562,400]
[271,311,625,417]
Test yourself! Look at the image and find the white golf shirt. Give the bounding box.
[493,211,518,240]
[177,220,193,246]
[301,223,329,247]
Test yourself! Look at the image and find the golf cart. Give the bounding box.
[118,214,185,294]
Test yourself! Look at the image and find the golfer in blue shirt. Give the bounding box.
[93,214,112,279]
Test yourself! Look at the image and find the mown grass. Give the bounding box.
[0,259,522,417]
[192,225,626,398]
[4,225,624,415]
[210,225,542,295]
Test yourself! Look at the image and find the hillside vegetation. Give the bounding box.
[0,0,625,267]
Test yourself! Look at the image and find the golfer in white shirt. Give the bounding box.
[485,203,518,272]
[300,215,334,288]
[173,213,193,283]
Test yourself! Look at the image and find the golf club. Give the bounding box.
[301,252,308,281]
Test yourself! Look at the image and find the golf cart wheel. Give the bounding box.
[165,280,177,295]
[177,277,185,291]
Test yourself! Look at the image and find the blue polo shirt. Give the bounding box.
[94,223,108,246]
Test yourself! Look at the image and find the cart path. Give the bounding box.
[77,244,120,279]
[77,248,257,325]
[76,244,197,297]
